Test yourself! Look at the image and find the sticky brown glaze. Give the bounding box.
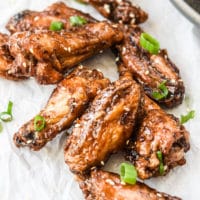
[116,25,185,108]
[79,170,181,200]
[0,33,26,81]
[5,21,123,84]
[125,96,190,179]
[64,76,143,174]
[13,66,110,151]
[6,2,96,34]
[82,0,148,24]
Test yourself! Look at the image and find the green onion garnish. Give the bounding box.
[50,21,64,31]
[180,110,195,124]
[0,122,3,133]
[0,101,13,122]
[140,33,160,54]
[120,163,137,185]
[156,151,164,175]
[70,16,87,27]
[34,115,46,131]
[152,80,169,100]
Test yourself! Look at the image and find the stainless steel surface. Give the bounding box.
[171,0,200,26]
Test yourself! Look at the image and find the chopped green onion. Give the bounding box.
[34,115,46,131]
[152,81,169,100]
[7,101,13,115]
[0,112,12,122]
[0,101,13,122]
[50,21,64,31]
[180,110,195,124]
[156,151,164,175]
[140,33,160,54]
[70,16,87,27]
[0,122,3,133]
[120,163,137,185]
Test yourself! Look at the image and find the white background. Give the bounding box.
[0,0,199,199]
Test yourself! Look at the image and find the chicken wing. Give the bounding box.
[2,21,123,84]
[6,2,96,34]
[118,63,189,179]
[13,66,110,151]
[125,95,190,179]
[116,25,185,108]
[79,170,181,200]
[64,75,143,174]
[82,0,148,24]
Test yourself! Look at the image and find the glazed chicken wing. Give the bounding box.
[13,66,110,151]
[3,21,123,84]
[6,2,96,34]
[79,170,181,200]
[64,75,143,174]
[116,25,185,108]
[125,95,190,179]
[82,0,148,24]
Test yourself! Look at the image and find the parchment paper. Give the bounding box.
[0,0,199,199]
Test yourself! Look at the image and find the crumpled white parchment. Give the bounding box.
[0,0,199,199]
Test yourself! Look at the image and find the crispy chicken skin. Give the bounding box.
[82,0,148,24]
[64,76,143,174]
[6,2,96,34]
[116,25,185,108]
[13,66,110,151]
[3,21,123,84]
[125,96,190,179]
[79,170,181,200]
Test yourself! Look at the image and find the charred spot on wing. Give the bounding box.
[12,10,30,23]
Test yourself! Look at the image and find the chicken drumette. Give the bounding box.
[0,21,123,84]
[79,170,181,200]
[116,25,185,108]
[81,0,148,24]
[6,2,96,34]
[13,66,110,151]
[64,75,143,174]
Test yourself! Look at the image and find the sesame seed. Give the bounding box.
[104,4,111,14]
[34,16,39,21]
[115,57,120,62]
[22,62,26,68]
[100,161,105,166]
[91,166,96,170]
[105,179,115,185]
[129,13,135,18]
[116,0,122,3]
[122,47,126,54]
[75,124,80,128]
[112,24,118,28]
[131,18,136,24]
[30,48,34,54]
[157,193,163,197]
